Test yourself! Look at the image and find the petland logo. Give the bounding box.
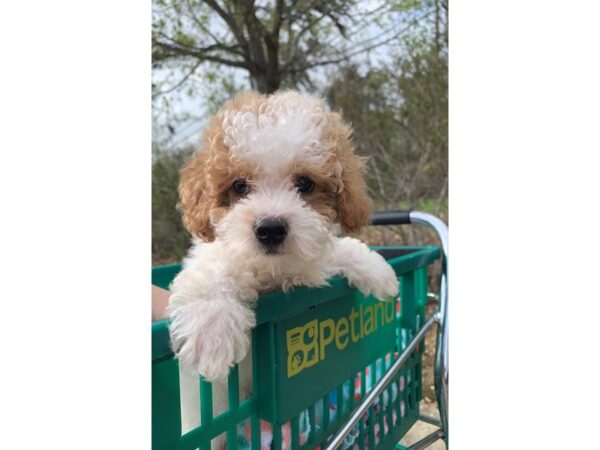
[286,301,396,377]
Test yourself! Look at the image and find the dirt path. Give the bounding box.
[399,401,445,449]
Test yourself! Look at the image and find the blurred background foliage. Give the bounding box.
[152,0,448,264]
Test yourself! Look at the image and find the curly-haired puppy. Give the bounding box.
[167,90,399,435]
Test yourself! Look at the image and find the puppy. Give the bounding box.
[167,90,399,438]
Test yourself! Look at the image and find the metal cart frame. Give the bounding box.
[325,211,449,450]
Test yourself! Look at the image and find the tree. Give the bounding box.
[152,144,195,262]
[152,0,435,95]
[326,0,447,213]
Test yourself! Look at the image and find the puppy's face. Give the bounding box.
[178,91,370,261]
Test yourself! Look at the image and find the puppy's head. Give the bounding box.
[178,90,370,261]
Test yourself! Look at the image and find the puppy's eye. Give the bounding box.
[232,179,250,197]
[295,176,315,194]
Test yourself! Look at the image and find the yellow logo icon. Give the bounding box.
[285,301,397,378]
[286,319,319,377]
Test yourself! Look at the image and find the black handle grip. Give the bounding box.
[371,210,412,225]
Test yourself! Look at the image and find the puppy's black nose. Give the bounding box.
[254,218,288,248]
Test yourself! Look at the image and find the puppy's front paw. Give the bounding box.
[376,261,400,300]
[352,252,399,301]
[169,298,256,382]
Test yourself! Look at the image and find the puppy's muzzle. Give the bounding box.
[254,217,288,251]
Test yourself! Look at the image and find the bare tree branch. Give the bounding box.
[183,0,244,57]
[152,60,202,99]
[283,10,435,75]
[203,0,249,51]
[153,38,250,69]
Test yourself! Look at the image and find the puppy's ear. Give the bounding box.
[178,92,265,242]
[178,148,216,242]
[337,152,371,234]
[327,113,372,234]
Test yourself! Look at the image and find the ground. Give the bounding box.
[399,400,445,449]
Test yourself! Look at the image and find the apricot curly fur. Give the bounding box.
[178,90,371,241]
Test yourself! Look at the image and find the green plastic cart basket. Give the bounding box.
[152,211,448,450]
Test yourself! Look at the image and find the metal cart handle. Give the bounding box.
[325,210,449,450]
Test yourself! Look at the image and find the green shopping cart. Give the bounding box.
[152,210,448,450]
